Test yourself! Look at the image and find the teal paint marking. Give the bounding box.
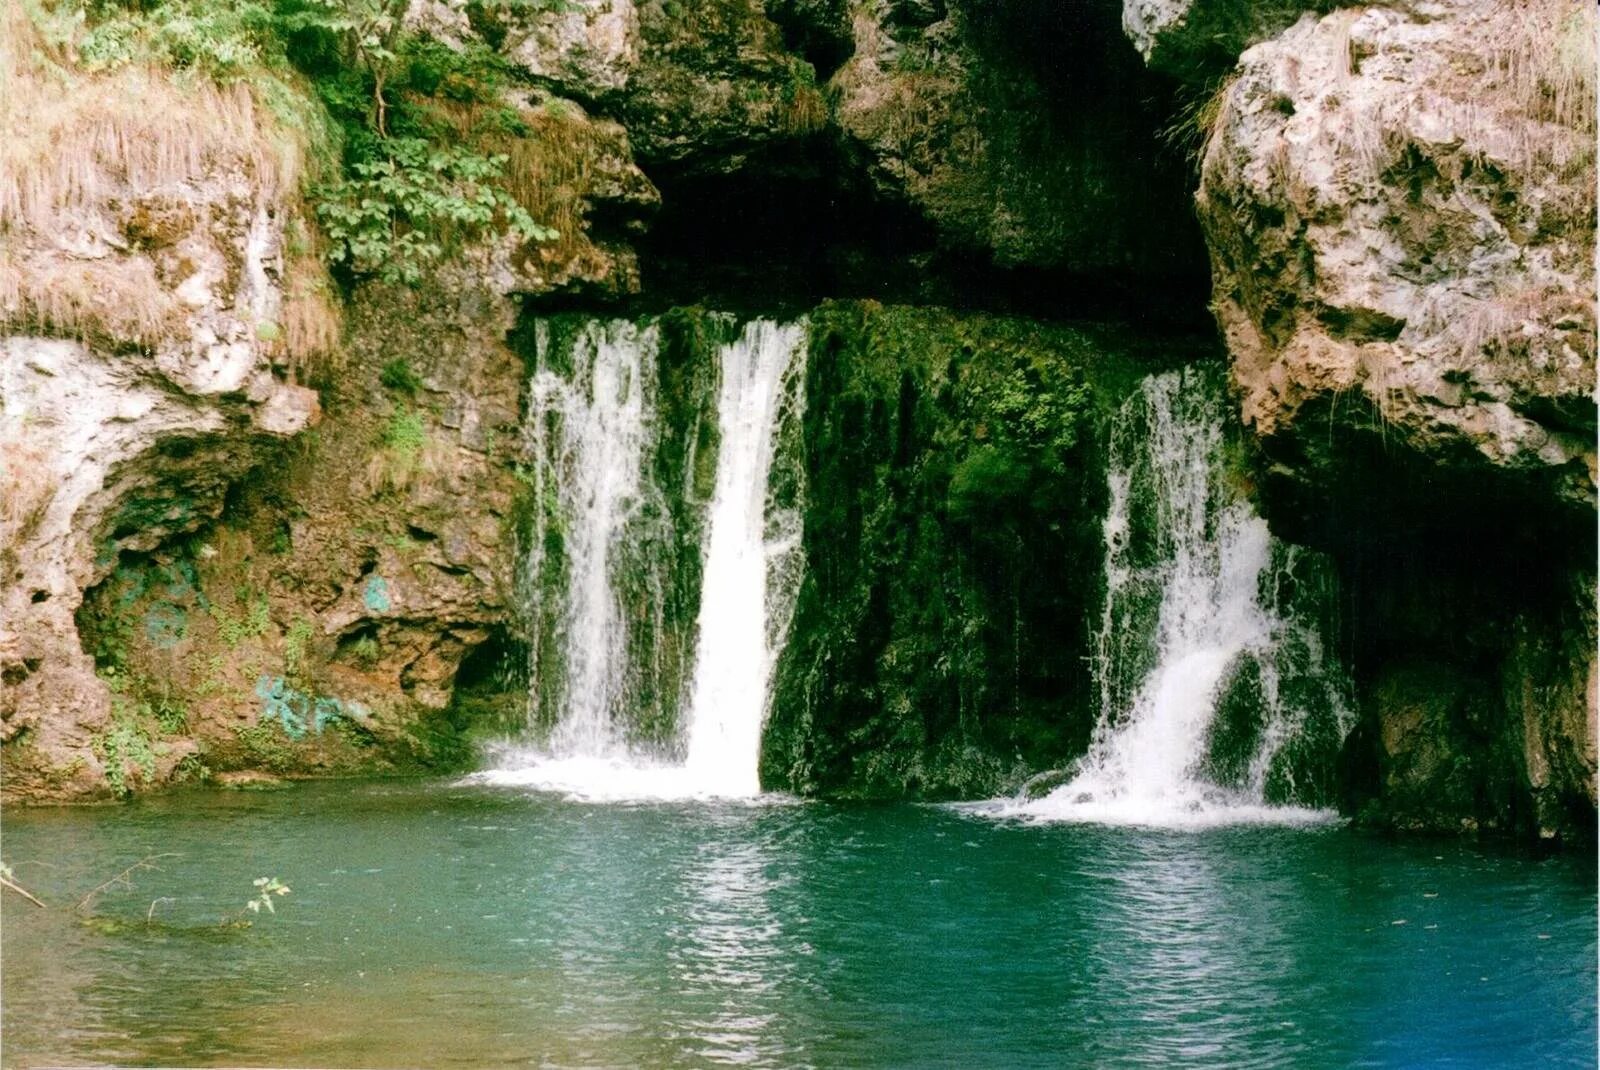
[364,575,392,613]
[254,676,371,739]
[144,603,187,648]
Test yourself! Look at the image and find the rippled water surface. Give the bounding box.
[2,781,1593,1068]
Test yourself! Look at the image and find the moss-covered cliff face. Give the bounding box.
[53,269,533,791]
[1261,410,1597,840]
[761,303,1204,798]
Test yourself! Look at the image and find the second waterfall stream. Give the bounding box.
[975,366,1354,826]
[477,317,808,799]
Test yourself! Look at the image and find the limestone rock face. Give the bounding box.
[828,0,1202,277]
[1121,0,1320,82]
[496,92,661,299]
[49,263,531,797]
[504,0,640,101]
[619,0,827,174]
[1167,0,1597,838]
[1198,2,1595,507]
[1,177,319,798]
[499,0,1200,276]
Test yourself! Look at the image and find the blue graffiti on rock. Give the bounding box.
[254,675,371,739]
[144,603,188,648]
[363,575,392,613]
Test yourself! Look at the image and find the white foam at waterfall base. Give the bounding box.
[469,318,807,802]
[965,368,1351,830]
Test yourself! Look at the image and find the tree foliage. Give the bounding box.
[53,0,566,284]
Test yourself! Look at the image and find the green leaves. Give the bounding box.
[62,0,563,285]
[314,139,556,284]
[245,876,291,914]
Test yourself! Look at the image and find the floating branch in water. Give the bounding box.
[0,863,45,908]
[74,853,180,912]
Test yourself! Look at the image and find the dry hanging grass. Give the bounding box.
[0,2,300,233]
[0,2,342,372]
[1490,0,1597,133]
[0,245,183,347]
[0,436,57,546]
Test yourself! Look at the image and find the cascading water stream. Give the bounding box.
[534,319,655,760]
[682,321,808,797]
[981,367,1353,827]
[476,317,807,800]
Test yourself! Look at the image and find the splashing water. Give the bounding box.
[974,368,1354,828]
[474,318,807,800]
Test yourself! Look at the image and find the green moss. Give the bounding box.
[379,358,423,396]
[762,302,1179,799]
[233,722,297,774]
[382,409,427,458]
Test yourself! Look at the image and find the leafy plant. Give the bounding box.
[93,714,158,798]
[216,591,271,648]
[150,692,189,735]
[314,139,555,284]
[245,876,291,914]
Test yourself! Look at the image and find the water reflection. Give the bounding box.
[0,785,1592,1069]
[667,811,793,1065]
[1075,834,1311,1068]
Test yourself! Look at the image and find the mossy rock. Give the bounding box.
[761,301,1203,799]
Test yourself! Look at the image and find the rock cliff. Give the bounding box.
[1165,0,1596,837]
[2,0,1592,839]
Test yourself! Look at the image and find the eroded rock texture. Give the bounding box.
[1,168,320,798]
[1179,0,1596,837]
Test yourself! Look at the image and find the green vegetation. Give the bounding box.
[763,303,1172,800]
[367,406,433,491]
[244,876,291,914]
[348,634,381,667]
[150,690,190,735]
[379,357,423,395]
[283,616,315,679]
[93,705,159,798]
[216,590,272,648]
[27,0,566,289]
[234,722,297,772]
[382,408,426,457]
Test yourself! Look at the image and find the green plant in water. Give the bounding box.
[245,876,291,915]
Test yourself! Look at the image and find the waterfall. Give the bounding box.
[475,317,807,800]
[682,321,808,796]
[992,368,1353,827]
[526,319,658,760]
